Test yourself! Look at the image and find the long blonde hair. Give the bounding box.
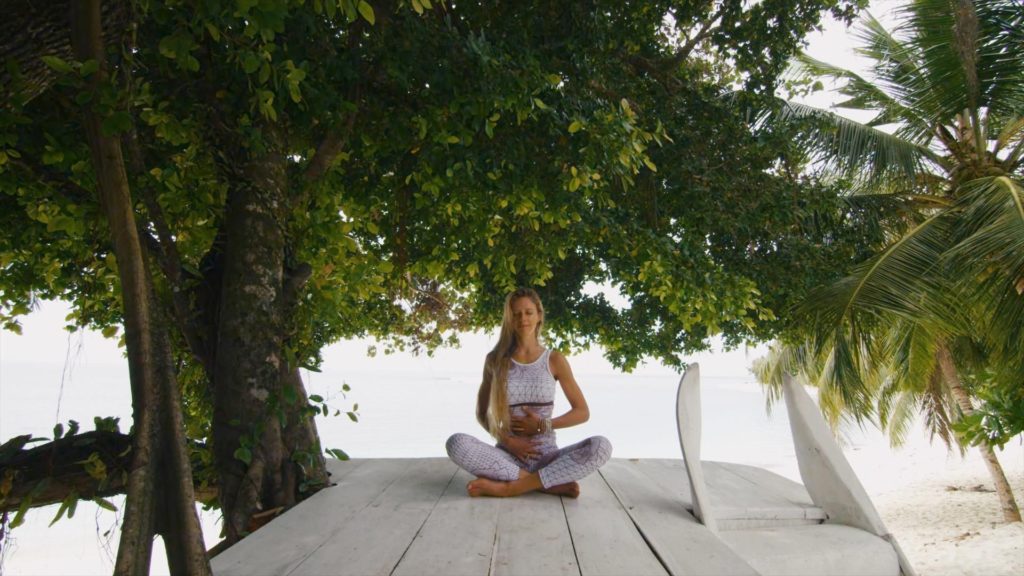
[483,288,545,440]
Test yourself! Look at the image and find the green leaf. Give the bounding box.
[101,112,132,137]
[94,416,120,433]
[283,386,298,405]
[234,446,252,465]
[568,120,583,133]
[309,394,324,403]
[49,498,71,526]
[205,22,221,41]
[101,325,119,339]
[93,497,117,512]
[358,1,375,24]
[40,56,73,74]
[79,59,100,78]
[326,448,349,460]
[53,423,64,440]
[242,52,261,74]
[11,496,31,528]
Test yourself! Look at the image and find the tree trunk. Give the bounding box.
[937,345,1022,522]
[150,291,213,574]
[70,2,212,574]
[71,4,159,572]
[210,138,328,543]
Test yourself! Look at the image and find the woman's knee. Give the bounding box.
[446,432,473,458]
[592,435,613,464]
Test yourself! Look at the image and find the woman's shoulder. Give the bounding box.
[547,349,571,371]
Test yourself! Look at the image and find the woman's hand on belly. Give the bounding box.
[510,407,546,436]
[501,434,541,461]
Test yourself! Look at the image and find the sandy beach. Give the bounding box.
[844,429,1024,576]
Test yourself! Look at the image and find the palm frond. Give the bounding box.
[752,340,866,430]
[894,0,1024,146]
[851,12,934,142]
[945,175,1024,382]
[920,364,960,451]
[897,0,982,130]
[974,0,1024,124]
[788,52,920,130]
[993,116,1024,156]
[752,344,788,409]
[798,209,954,329]
[774,101,940,192]
[878,385,921,447]
[884,319,942,396]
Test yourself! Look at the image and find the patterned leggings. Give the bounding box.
[445,433,613,489]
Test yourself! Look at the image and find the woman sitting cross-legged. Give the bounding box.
[445,287,612,498]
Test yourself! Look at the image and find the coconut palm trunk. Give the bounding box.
[936,345,1021,522]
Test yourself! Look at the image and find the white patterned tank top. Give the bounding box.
[507,348,558,453]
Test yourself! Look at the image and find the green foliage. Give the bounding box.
[954,370,1024,449]
[1,0,866,363]
[0,0,871,514]
[757,0,1024,448]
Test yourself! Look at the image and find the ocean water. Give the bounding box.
[0,302,864,575]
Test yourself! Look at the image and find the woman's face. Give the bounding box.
[510,296,541,337]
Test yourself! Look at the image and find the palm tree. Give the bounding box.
[754,0,1023,522]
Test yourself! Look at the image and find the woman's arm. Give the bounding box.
[550,351,590,429]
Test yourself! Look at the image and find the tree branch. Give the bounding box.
[122,129,215,374]
[0,431,217,515]
[302,109,358,186]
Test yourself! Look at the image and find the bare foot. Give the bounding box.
[542,481,580,498]
[467,477,511,497]
[467,471,543,497]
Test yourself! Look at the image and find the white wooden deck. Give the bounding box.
[211,457,830,576]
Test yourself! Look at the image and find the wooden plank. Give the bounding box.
[289,458,457,576]
[631,459,692,505]
[704,462,816,520]
[563,472,668,576]
[213,458,407,576]
[715,463,825,520]
[391,469,501,576]
[492,491,579,576]
[641,460,822,526]
[600,459,757,576]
